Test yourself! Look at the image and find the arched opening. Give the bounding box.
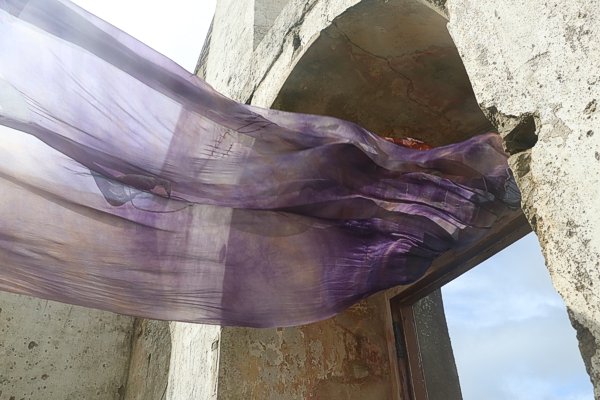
[263,0,588,398]
[271,0,492,146]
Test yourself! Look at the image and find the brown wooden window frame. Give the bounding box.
[383,210,532,399]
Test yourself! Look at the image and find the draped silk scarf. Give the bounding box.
[0,0,520,327]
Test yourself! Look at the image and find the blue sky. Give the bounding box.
[443,233,592,399]
[68,1,593,397]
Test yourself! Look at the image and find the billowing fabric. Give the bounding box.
[0,0,520,327]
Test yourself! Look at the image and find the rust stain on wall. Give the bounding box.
[218,293,393,400]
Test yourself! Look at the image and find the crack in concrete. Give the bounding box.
[514,50,550,73]
[332,23,454,129]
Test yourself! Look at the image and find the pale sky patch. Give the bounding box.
[70,0,217,72]
[443,233,593,399]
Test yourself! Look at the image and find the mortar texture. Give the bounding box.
[447,0,600,395]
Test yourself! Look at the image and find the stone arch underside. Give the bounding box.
[271,0,493,147]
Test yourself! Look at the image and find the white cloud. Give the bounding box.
[70,0,217,72]
[443,233,593,399]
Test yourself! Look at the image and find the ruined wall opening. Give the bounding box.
[265,0,591,398]
[389,231,592,399]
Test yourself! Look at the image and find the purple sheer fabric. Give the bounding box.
[0,0,520,327]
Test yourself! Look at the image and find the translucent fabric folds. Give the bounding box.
[0,0,520,327]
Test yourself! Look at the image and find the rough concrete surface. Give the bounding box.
[166,322,220,400]
[270,0,492,147]
[254,0,289,48]
[123,319,171,400]
[447,0,600,395]
[203,0,492,148]
[0,292,134,400]
[202,0,364,104]
[218,293,393,400]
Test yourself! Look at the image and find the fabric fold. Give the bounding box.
[0,0,520,327]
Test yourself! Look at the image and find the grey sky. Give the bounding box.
[68,1,593,398]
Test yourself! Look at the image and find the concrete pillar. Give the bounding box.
[123,319,171,400]
[164,323,220,400]
[447,0,600,395]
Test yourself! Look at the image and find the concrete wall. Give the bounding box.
[202,0,364,105]
[202,0,491,142]
[0,292,134,400]
[269,0,492,146]
[254,0,290,48]
[446,0,600,395]
[217,293,394,400]
[0,296,216,400]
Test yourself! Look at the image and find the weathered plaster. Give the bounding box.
[447,0,600,394]
[0,292,133,400]
[217,293,393,400]
[270,0,491,146]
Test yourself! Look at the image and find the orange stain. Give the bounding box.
[383,137,433,150]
